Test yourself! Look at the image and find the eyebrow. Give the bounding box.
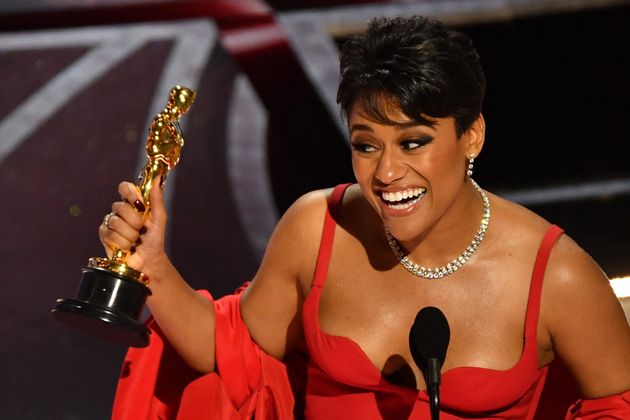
[349,124,373,134]
[349,121,432,134]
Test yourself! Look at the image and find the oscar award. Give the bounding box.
[52,85,196,348]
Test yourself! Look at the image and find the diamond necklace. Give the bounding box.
[384,179,490,279]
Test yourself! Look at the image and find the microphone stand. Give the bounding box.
[426,357,441,420]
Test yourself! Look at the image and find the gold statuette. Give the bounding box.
[52,86,196,347]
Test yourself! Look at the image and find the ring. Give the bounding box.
[104,212,114,230]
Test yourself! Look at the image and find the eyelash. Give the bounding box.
[351,136,433,153]
[401,136,433,150]
[351,143,377,153]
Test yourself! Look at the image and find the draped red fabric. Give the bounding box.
[111,289,296,420]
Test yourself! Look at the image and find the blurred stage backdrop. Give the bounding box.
[1,0,629,418]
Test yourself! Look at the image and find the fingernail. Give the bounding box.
[139,226,147,235]
[135,237,142,246]
[130,246,136,254]
[133,200,146,212]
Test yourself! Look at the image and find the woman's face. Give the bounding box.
[349,101,482,243]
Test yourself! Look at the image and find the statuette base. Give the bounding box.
[52,265,151,347]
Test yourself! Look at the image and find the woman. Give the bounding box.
[104,16,630,419]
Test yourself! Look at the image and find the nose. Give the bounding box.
[374,148,406,185]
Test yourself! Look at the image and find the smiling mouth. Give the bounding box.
[380,188,426,210]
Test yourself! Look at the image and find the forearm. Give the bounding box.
[144,256,216,373]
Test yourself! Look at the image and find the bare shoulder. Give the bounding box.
[484,191,553,254]
[239,186,336,359]
[278,184,368,254]
[488,191,614,315]
[284,187,331,225]
[545,233,608,288]
[275,187,333,270]
[489,192,630,395]
[541,229,621,332]
[543,232,630,396]
[493,194,630,396]
[246,186,334,292]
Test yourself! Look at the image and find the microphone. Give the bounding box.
[409,306,450,420]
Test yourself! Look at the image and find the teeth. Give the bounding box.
[382,188,426,203]
[389,201,416,210]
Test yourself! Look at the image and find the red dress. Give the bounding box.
[111,184,630,419]
[304,183,554,419]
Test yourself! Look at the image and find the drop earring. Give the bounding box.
[467,154,475,177]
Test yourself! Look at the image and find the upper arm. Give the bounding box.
[542,235,630,397]
[240,189,329,360]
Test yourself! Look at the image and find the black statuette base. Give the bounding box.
[52,266,151,348]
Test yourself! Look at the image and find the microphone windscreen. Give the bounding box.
[409,306,450,370]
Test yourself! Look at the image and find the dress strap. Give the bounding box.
[524,224,564,338]
[311,184,352,289]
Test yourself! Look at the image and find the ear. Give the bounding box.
[463,114,485,159]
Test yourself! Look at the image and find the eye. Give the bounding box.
[401,136,433,151]
[351,142,378,153]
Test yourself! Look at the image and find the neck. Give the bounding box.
[398,180,487,267]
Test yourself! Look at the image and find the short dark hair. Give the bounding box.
[337,16,486,137]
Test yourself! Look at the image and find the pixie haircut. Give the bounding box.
[337,16,486,137]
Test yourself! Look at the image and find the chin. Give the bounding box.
[383,222,422,243]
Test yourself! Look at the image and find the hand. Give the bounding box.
[98,178,168,276]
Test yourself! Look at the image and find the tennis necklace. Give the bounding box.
[384,179,490,279]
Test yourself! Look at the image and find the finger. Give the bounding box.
[111,201,145,231]
[118,181,144,209]
[98,220,135,253]
[104,210,142,245]
[147,175,167,226]
[98,221,115,259]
